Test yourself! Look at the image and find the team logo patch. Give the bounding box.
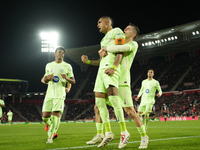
[145,89,150,93]
[124,99,126,104]
[60,69,63,73]
[53,76,59,83]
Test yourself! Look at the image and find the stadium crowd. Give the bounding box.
[1,54,200,122]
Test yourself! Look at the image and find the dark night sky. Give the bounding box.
[0,0,199,92]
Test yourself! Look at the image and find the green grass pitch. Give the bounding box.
[1,120,200,150]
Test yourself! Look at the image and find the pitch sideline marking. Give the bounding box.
[45,135,200,150]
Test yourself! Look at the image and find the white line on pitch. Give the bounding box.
[45,135,200,150]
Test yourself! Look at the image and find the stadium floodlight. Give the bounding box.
[142,43,145,46]
[40,32,58,52]
[192,32,195,35]
[175,36,178,39]
[196,31,199,34]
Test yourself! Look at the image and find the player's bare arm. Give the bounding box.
[41,76,47,84]
[98,47,108,57]
[81,55,100,66]
[44,73,54,84]
[156,94,161,97]
[60,74,76,84]
[0,103,5,107]
[135,97,139,101]
[65,83,72,93]
[104,53,123,76]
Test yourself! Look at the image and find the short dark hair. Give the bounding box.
[148,68,154,72]
[55,46,66,53]
[101,16,114,26]
[129,23,140,39]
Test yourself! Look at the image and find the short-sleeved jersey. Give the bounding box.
[0,99,5,113]
[138,79,162,106]
[44,61,74,99]
[99,27,125,70]
[7,112,13,117]
[119,41,138,86]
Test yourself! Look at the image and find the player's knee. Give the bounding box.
[94,105,99,113]
[42,117,48,123]
[125,107,134,116]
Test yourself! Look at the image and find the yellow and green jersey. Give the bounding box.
[119,41,138,86]
[99,27,125,70]
[44,61,74,99]
[7,112,13,118]
[138,79,162,106]
[0,99,5,114]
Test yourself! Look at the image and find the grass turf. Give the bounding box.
[0,120,200,150]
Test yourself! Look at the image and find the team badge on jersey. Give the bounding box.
[145,89,150,93]
[60,69,63,73]
[53,76,59,83]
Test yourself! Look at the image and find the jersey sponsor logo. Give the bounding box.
[53,76,59,83]
[145,89,150,93]
[60,69,64,73]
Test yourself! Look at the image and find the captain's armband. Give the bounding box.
[115,38,125,45]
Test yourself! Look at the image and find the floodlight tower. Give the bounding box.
[40,32,58,62]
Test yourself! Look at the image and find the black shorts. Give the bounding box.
[163,112,167,116]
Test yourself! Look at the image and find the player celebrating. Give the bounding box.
[0,98,5,124]
[42,46,75,143]
[41,75,71,139]
[7,110,13,125]
[135,69,162,132]
[81,16,130,149]
[98,24,149,149]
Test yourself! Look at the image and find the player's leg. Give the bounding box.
[86,105,104,145]
[107,85,130,149]
[119,86,148,149]
[52,113,61,139]
[47,98,64,143]
[0,112,2,124]
[42,98,53,132]
[95,92,115,148]
[93,70,115,147]
[144,104,153,131]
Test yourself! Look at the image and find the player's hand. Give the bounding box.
[98,47,108,57]
[156,94,161,97]
[135,97,139,101]
[104,68,115,76]
[47,73,54,81]
[81,55,88,63]
[65,87,70,93]
[60,73,67,79]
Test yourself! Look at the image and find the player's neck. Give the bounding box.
[105,26,113,34]
[125,37,133,43]
[55,59,63,63]
[147,77,153,80]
